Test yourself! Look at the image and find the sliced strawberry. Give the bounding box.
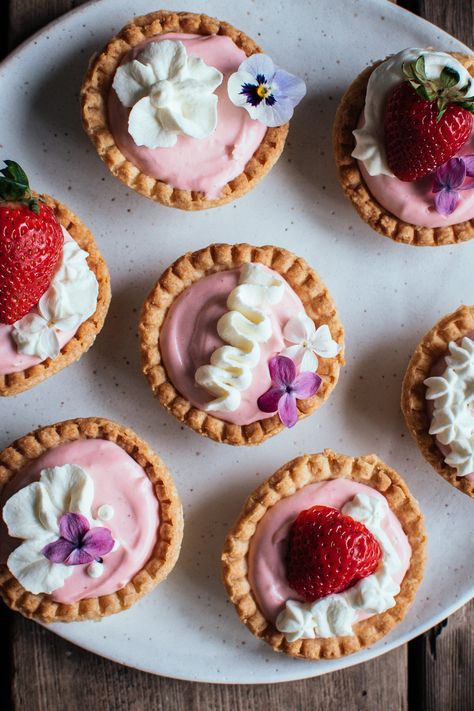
[0,161,63,325]
[286,505,382,602]
[384,82,473,182]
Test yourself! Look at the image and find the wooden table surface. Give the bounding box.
[1,1,473,709]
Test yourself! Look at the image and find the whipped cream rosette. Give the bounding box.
[139,243,344,445]
[402,304,474,498]
[0,172,111,396]
[81,10,305,210]
[0,418,183,622]
[222,451,426,660]
[333,48,474,246]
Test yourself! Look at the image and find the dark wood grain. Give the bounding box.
[3,1,474,710]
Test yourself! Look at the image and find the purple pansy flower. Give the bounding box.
[432,155,474,215]
[257,355,321,428]
[42,512,114,566]
[227,54,306,127]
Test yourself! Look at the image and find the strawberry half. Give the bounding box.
[0,161,63,325]
[384,55,474,182]
[286,505,382,602]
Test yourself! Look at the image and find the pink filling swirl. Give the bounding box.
[107,33,267,199]
[248,479,411,624]
[159,266,304,426]
[0,439,159,603]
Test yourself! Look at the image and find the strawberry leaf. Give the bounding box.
[0,160,41,212]
[440,66,460,90]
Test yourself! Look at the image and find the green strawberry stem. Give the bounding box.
[0,160,45,214]
[402,55,474,121]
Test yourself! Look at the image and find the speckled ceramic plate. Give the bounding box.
[0,0,472,684]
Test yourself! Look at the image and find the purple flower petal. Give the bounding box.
[433,158,466,192]
[462,154,474,176]
[42,538,76,564]
[59,512,90,545]
[269,355,296,387]
[81,527,115,559]
[257,385,284,413]
[278,392,298,428]
[272,69,306,104]
[292,372,322,400]
[435,189,460,216]
[65,547,95,566]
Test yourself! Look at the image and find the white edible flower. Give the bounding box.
[2,465,94,594]
[281,311,340,372]
[113,40,223,149]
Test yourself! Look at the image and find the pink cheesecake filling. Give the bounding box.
[108,33,267,199]
[357,113,474,228]
[0,227,78,376]
[0,439,159,603]
[426,334,474,483]
[159,266,304,425]
[248,479,411,624]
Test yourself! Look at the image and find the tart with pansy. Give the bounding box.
[139,243,344,445]
[0,160,110,396]
[81,10,305,210]
[222,450,426,659]
[333,49,474,246]
[0,417,183,622]
[402,304,474,498]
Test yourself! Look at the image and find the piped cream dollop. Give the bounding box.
[425,336,474,476]
[195,264,285,412]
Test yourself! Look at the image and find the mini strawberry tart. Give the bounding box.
[0,160,111,396]
[402,305,474,498]
[0,417,183,622]
[81,10,305,210]
[334,49,474,246]
[139,243,344,445]
[222,450,426,659]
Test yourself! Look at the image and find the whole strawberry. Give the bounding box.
[0,161,63,325]
[286,505,382,601]
[384,56,474,182]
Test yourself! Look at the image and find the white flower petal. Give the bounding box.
[283,311,315,345]
[300,348,318,373]
[112,59,155,107]
[227,70,256,107]
[7,541,73,595]
[40,464,94,519]
[2,482,51,540]
[186,56,223,91]
[280,344,304,365]
[129,97,177,148]
[171,95,219,139]
[310,324,340,358]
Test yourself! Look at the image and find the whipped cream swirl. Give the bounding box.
[352,49,474,177]
[275,494,403,641]
[12,239,98,361]
[112,39,223,149]
[425,336,474,476]
[195,264,285,412]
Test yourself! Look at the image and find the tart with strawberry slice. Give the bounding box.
[0,160,111,395]
[333,49,474,246]
[222,450,426,659]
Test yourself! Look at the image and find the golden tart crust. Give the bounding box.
[333,53,474,246]
[139,243,345,446]
[0,195,111,397]
[222,450,426,659]
[0,417,184,622]
[401,304,474,498]
[80,10,289,210]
